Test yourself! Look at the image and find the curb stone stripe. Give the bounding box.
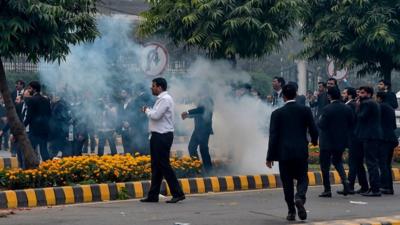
[307,215,400,225]
[0,169,399,209]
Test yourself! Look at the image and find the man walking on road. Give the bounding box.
[318,87,353,197]
[140,77,185,204]
[266,84,318,221]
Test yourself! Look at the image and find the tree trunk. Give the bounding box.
[0,58,39,169]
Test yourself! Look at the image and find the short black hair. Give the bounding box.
[376,91,387,101]
[16,80,25,87]
[288,81,298,91]
[327,78,338,85]
[327,87,341,100]
[344,87,357,99]
[273,76,286,87]
[152,77,167,91]
[318,82,327,87]
[359,86,374,96]
[282,84,297,100]
[378,79,391,89]
[28,81,41,93]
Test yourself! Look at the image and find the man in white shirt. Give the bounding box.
[140,77,185,204]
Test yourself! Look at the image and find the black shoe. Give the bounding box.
[380,189,394,195]
[337,189,355,195]
[361,191,381,197]
[295,199,307,221]
[356,188,369,195]
[166,195,185,203]
[318,191,332,198]
[286,212,296,221]
[140,197,159,203]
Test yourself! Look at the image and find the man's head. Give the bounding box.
[377,79,390,91]
[272,76,285,91]
[376,91,387,103]
[358,86,374,100]
[327,78,337,88]
[120,88,131,99]
[282,84,297,101]
[151,77,167,96]
[327,87,341,101]
[318,82,327,92]
[15,80,25,91]
[342,87,356,102]
[27,81,41,95]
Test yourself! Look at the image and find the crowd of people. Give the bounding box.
[267,76,399,221]
[0,80,153,169]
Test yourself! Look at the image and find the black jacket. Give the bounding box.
[188,97,214,135]
[355,98,383,141]
[318,101,354,151]
[267,101,318,161]
[310,92,329,117]
[24,93,52,138]
[379,102,398,143]
[117,99,136,133]
[384,91,398,109]
[49,99,70,140]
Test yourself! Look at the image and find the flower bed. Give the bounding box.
[308,144,400,164]
[0,154,202,190]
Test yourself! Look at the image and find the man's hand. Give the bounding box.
[141,106,148,113]
[266,161,274,169]
[181,111,188,120]
[123,121,130,128]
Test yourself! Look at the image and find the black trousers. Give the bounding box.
[320,149,347,191]
[97,131,117,156]
[121,130,134,155]
[29,134,50,161]
[148,132,184,199]
[188,132,212,172]
[379,141,397,191]
[348,138,369,191]
[279,160,308,213]
[363,140,381,192]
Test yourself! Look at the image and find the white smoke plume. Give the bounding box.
[38,15,278,175]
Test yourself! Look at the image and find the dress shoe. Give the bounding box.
[295,199,307,221]
[380,189,394,195]
[356,188,369,195]
[361,191,381,197]
[286,212,296,221]
[337,189,355,195]
[166,195,185,203]
[318,191,332,198]
[140,197,159,203]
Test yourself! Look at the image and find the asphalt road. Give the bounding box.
[1,184,399,225]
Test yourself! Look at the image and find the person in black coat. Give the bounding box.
[118,88,136,155]
[341,87,369,194]
[266,84,318,221]
[355,86,383,196]
[310,82,330,118]
[317,87,353,197]
[377,80,398,109]
[181,94,214,173]
[48,94,71,158]
[376,92,399,195]
[131,85,152,155]
[24,81,51,161]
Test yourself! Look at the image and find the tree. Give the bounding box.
[0,0,99,168]
[138,0,300,62]
[300,0,400,84]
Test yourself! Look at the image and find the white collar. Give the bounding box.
[285,99,296,104]
[157,91,168,99]
[345,99,353,104]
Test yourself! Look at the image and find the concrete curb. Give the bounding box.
[0,157,18,170]
[0,168,399,209]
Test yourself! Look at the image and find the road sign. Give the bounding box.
[140,42,168,76]
[327,59,348,80]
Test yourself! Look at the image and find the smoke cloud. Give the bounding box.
[38,15,278,175]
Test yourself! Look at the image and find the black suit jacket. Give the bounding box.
[318,101,354,151]
[310,92,329,117]
[24,94,52,138]
[379,102,398,143]
[117,99,136,132]
[355,98,383,141]
[267,101,318,161]
[188,97,214,135]
[384,91,398,109]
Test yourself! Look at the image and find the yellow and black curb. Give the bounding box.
[0,157,18,170]
[308,215,400,225]
[0,168,399,209]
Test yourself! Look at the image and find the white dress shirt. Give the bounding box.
[145,91,174,133]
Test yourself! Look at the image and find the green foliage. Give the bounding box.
[248,72,272,98]
[300,0,400,81]
[138,0,301,59]
[0,0,99,63]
